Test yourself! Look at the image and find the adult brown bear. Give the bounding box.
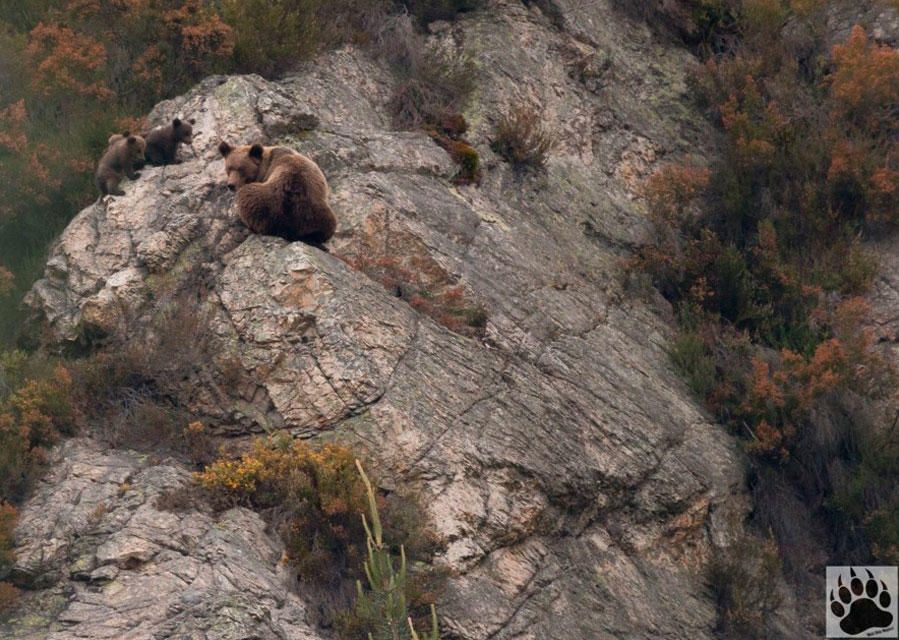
[218,142,337,245]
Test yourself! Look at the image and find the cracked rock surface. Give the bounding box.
[9,1,797,638]
[7,439,319,640]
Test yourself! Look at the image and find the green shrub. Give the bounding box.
[68,290,223,460]
[829,416,899,565]
[220,0,390,76]
[610,0,738,47]
[0,349,80,617]
[0,502,17,573]
[436,137,481,185]
[337,461,440,640]
[669,331,717,398]
[219,0,323,75]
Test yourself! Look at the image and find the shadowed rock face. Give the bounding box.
[11,2,783,638]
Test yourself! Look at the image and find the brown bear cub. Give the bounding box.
[144,118,194,166]
[218,142,337,244]
[95,133,146,196]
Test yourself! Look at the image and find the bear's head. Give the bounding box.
[172,118,194,144]
[218,141,265,191]
[122,133,146,162]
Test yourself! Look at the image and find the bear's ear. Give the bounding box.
[249,144,264,160]
[218,141,233,157]
[173,118,181,127]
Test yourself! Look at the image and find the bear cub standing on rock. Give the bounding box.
[218,142,337,244]
[145,118,194,165]
[96,133,146,197]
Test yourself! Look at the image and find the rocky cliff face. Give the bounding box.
[7,1,803,638]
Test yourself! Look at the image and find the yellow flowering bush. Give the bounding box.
[197,437,372,582]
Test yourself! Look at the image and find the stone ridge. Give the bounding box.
[11,2,798,638]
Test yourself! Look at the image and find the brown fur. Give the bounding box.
[218,142,337,244]
[96,133,146,197]
[144,118,194,166]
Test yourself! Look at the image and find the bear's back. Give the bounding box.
[100,137,134,171]
[264,148,328,196]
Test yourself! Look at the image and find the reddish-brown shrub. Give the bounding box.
[25,22,112,101]
[0,364,74,504]
[830,26,899,135]
[0,502,16,571]
[490,105,554,170]
[0,581,18,615]
[0,268,13,299]
[645,162,711,228]
[337,250,488,338]
[0,100,27,158]
[0,465,21,616]
[637,8,898,581]
[730,296,889,463]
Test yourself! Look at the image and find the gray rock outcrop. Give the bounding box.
[9,1,796,638]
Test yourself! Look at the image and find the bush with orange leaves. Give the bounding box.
[25,22,113,103]
[0,0,238,342]
[693,297,890,463]
[197,436,377,582]
[640,19,895,343]
[645,162,711,229]
[25,0,235,109]
[0,353,77,617]
[826,26,899,225]
[0,268,13,299]
[0,502,18,616]
[198,435,441,624]
[0,360,75,503]
[830,25,899,135]
[636,3,898,580]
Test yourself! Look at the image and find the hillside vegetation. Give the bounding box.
[0,0,897,637]
[632,0,899,622]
